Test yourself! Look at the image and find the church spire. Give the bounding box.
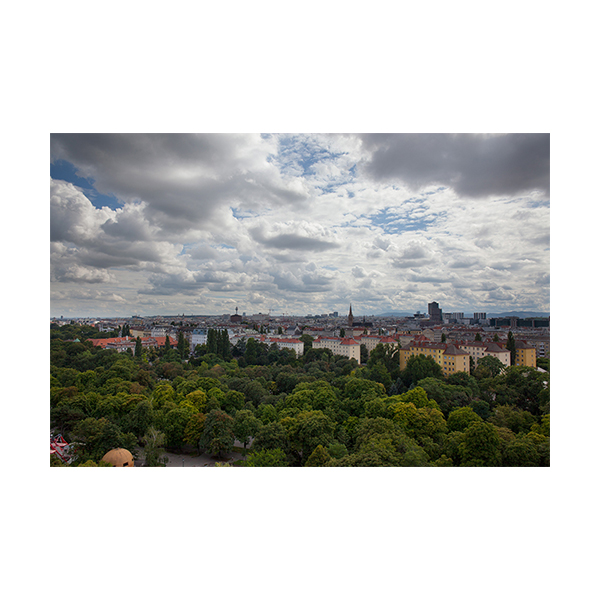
[348,304,354,328]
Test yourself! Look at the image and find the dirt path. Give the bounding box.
[136,445,247,467]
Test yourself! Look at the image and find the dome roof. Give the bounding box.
[101,448,135,467]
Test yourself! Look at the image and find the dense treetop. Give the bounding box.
[50,325,549,467]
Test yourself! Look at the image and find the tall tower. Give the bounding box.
[348,304,354,328]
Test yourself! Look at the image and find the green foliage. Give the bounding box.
[201,409,235,458]
[163,407,193,449]
[50,323,550,468]
[142,427,168,466]
[459,422,502,466]
[402,354,444,387]
[506,331,516,365]
[327,442,348,459]
[475,356,506,378]
[502,434,540,467]
[390,401,447,442]
[489,405,537,434]
[183,413,207,452]
[447,407,483,433]
[71,417,135,463]
[247,448,288,467]
[416,377,470,417]
[233,410,262,450]
[78,459,113,467]
[304,444,331,467]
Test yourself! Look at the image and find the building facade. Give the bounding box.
[399,341,470,375]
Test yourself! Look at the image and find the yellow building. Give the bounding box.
[514,340,537,368]
[399,342,470,375]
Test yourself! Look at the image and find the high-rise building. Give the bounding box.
[428,302,442,322]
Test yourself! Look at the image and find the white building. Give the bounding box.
[312,336,361,362]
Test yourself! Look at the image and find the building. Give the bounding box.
[101,448,135,467]
[458,341,511,368]
[230,307,243,323]
[428,302,442,322]
[348,304,354,329]
[514,340,537,368]
[357,335,400,357]
[312,336,361,362]
[266,337,305,356]
[399,341,470,375]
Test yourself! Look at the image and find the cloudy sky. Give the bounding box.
[50,133,549,318]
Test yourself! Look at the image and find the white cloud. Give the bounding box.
[50,134,550,316]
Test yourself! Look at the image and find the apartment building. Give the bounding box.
[399,341,470,375]
[312,336,361,362]
[458,341,511,368]
[514,340,537,367]
[265,337,305,356]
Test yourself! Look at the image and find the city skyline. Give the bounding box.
[50,133,550,318]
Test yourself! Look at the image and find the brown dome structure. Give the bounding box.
[101,448,135,467]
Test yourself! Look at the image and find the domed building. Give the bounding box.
[101,448,135,467]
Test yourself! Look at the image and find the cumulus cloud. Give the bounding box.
[50,133,550,316]
[359,133,550,198]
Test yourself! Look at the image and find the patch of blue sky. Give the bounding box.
[369,207,439,234]
[424,186,447,195]
[51,159,122,210]
[274,135,350,179]
[232,207,257,220]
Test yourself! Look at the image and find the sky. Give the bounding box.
[50,133,550,318]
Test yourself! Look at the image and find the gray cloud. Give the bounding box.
[50,134,550,316]
[251,229,340,252]
[51,133,307,235]
[359,133,550,198]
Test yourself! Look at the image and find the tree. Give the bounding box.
[299,333,314,350]
[183,413,207,453]
[178,331,189,360]
[233,410,262,452]
[247,448,288,467]
[284,410,335,465]
[222,389,245,414]
[135,336,143,359]
[447,406,483,432]
[201,409,235,458]
[475,355,506,378]
[163,406,193,449]
[142,427,168,466]
[304,444,331,466]
[506,331,516,365]
[489,405,536,434]
[459,422,502,466]
[71,417,135,463]
[125,398,153,439]
[503,434,540,467]
[245,337,258,365]
[402,354,443,387]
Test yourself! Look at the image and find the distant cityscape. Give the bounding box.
[51,301,550,371]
